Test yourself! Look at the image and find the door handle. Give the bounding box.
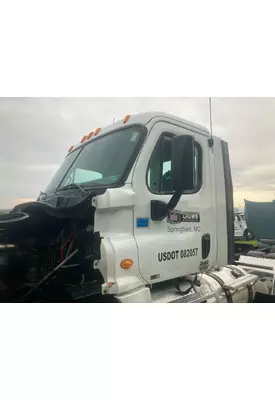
[202,234,211,259]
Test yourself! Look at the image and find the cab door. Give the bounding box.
[132,120,216,284]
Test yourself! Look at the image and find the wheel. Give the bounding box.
[245,229,254,241]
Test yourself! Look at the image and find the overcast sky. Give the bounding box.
[0,97,275,209]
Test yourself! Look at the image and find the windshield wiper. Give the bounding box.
[57,183,89,194]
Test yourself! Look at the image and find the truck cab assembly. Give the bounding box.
[0,112,273,303]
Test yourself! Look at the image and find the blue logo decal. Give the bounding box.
[136,218,149,228]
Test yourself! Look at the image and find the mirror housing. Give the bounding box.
[171,134,195,193]
[151,134,195,221]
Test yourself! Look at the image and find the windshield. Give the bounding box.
[44,126,145,194]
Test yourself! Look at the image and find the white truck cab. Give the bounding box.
[91,113,232,296]
[234,209,252,240]
[41,112,248,302]
[0,112,271,303]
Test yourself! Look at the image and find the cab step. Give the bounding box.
[151,284,215,303]
[172,289,215,303]
[223,274,258,291]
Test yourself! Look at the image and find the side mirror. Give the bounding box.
[150,134,196,221]
[171,134,195,193]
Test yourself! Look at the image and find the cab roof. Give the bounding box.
[68,111,211,153]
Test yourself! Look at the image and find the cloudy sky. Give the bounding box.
[0,97,274,209]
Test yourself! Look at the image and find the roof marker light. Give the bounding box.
[124,114,131,124]
[94,128,101,135]
[68,145,74,152]
[81,135,87,143]
[87,131,94,139]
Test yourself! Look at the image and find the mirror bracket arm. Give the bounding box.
[150,190,182,221]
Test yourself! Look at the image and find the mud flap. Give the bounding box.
[253,292,275,303]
